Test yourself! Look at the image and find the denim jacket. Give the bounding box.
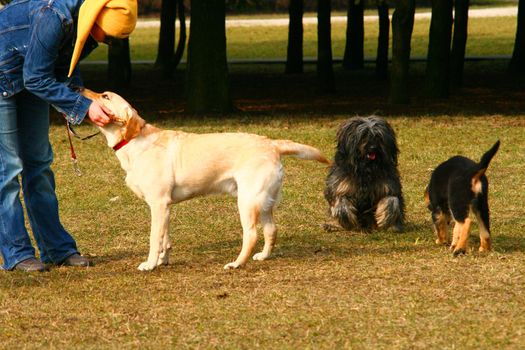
[0,0,98,124]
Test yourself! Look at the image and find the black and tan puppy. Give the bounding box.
[324,116,404,232]
[425,141,500,255]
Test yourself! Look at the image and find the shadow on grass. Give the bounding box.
[80,231,522,273]
[57,60,525,127]
[181,221,432,266]
[493,234,525,253]
[91,249,141,265]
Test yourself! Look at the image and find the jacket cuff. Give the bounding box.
[65,95,91,125]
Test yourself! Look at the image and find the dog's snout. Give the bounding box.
[365,144,378,157]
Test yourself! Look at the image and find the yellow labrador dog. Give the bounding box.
[83,90,330,271]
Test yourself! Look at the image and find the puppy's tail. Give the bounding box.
[272,140,331,165]
[478,140,500,171]
[470,140,500,191]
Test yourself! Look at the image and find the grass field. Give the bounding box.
[1,110,524,349]
[84,14,518,62]
[1,8,525,350]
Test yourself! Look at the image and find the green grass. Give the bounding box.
[85,15,517,62]
[1,113,524,349]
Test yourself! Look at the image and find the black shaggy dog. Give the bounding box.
[324,116,404,232]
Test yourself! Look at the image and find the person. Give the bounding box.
[0,0,137,271]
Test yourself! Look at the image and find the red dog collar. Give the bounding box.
[113,139,129,151]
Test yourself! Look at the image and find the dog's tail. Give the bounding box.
[478,140,500,171]
[470,140,500,192]
[272,140,331,164]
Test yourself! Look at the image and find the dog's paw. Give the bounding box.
[392,224,404,233]
[322,223,342,232]
[156,256,169,266]
[452,247,466,256]
[138,262,157,271]
[223,262,242,270]
[435,238,448,245]
[479,239,491,252]
[252,252,269,261]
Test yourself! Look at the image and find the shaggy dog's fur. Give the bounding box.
[324,116,404,232]
[425,141,500,255]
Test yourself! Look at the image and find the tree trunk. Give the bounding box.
[390,0,415,104]
[509,0,525,76]
[155,0,186,76]
[107,38,131,88]
[155,0,177,75]
[186,0,232,113]
[173,0,186,68]
[343,0,364,70]
[317,0,335,92]
[376,1,390,79]
[425,0,453,98]
[286,0,304,74]
[450,0,469,86]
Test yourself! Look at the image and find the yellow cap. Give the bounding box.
[68,0,137,77]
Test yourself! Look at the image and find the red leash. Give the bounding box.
[63,114,100,177]
[66,121,82,177]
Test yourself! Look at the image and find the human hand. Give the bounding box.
[88,101,113,127]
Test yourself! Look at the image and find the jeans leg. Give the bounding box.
[17,91,78,264]
[0,94,36,270]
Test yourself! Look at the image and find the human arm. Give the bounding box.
[22,6,109,125]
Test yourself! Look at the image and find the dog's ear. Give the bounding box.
[122,107,145,141]
[81,88,99,100]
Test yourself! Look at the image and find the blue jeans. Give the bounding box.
[0,90,78,270]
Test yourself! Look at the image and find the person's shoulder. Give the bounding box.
[32,0,81,23]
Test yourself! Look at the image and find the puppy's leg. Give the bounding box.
[476,214,491,252]
[375,196,404,232]
[451,221,460,250]
[452,218,472,256]
[224,197,260,270]
[432,209,450,245]
[139,201,170,271]
[474,196,491,252]
[253,209,276,261]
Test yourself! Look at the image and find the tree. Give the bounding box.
[172,0,187,69]
[509,0,525,76]
[186,0,232,113]
[156,0,176,75]
[390,0,415,104]
[343,0,364,70]
[155,0,186,76]
[317,0,335,92]
[425,0,453,98]
[107,38,132,88]
[450,0,469,86]
[376,0,390,79]
[286,0,304,74]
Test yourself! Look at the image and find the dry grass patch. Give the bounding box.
[1,116,524,349]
